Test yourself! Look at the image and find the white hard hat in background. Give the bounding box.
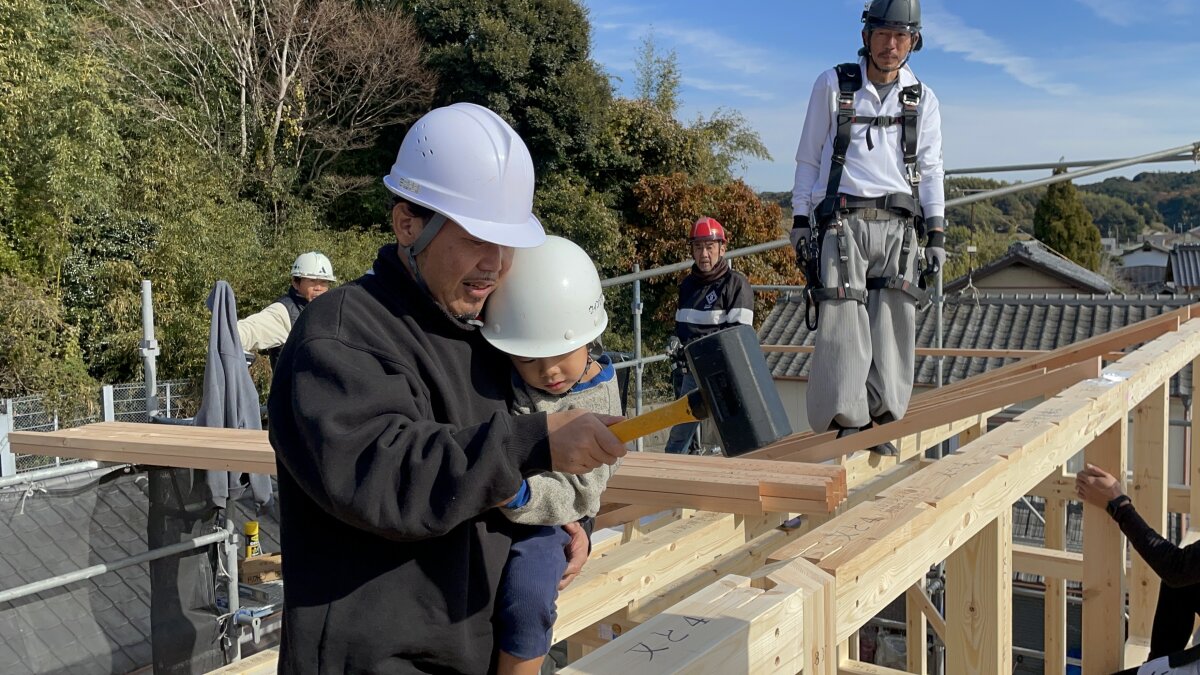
[481,235,608,358]
[291,252,336,282]
[383,102,545,249]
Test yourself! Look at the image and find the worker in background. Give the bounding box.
[788,0,945,455]
[1077,463,1200,667]
[236,251,336,365]
[665,216,754,454]
[267,103,627,674]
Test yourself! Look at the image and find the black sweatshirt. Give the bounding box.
[268,244,552,674]
[1112,500,1200,588]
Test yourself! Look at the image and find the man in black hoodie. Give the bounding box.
[267,103,627,674]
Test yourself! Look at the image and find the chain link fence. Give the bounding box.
[2,380,196,474]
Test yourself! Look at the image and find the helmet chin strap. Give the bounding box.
[560,353,595,396]
[402,212,447,297]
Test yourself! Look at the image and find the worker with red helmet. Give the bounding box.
[665,216,755,454]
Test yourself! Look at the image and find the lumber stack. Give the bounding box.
[604,453,846,515]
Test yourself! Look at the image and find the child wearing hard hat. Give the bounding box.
[480,235,625,675]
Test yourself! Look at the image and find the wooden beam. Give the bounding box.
[769,319,1200,646]
[753,358,1100,464]
[205,648,279,675]
[906,580,928,675]
[840,413,993,490]
[1032,472,1199,516]
[1192,355,1200,528]
[1044,493,1068,675]
[619,522,800,625]
[594,504,662,531]
[558,575,806,675]
[763,557,838,675]
[553,513,744,643]
[946,510,1012,674]
[838,660,914,675]
[906,582,946,644]
[1011,543,1083,579]
[763,345,1131,361]
[1083,421,1127,674]
[1129,383,1169,665]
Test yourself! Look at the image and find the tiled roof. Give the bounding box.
[1124,241,1172,256]
[0,471,278,675]
[761,291,1196,394]
[1169,243,1200,289]
[945,240,1112,294]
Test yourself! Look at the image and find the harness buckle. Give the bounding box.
[907,164,922,187]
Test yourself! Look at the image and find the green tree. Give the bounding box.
[99,0,435,221]
[613,173,795,351]
[1033,169,1102,271]
[634,33,681,116]
[405,0,612,176]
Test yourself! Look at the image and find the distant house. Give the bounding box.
[945,240,1112,295]
[1168,243,1200,292]
[1120,241,1170,292]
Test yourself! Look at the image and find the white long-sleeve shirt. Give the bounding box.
[792,59,945,220]
[237,302,292,353]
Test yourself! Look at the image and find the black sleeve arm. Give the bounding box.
[273,337,550,542]
[1113,502,1200,588]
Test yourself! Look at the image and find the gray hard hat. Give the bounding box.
[861,0,922,50]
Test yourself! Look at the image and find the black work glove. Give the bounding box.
[789,214,811,263]
[923,217,946,276]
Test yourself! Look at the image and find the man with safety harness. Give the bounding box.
[236,251,336,367]
[789,0,945,455]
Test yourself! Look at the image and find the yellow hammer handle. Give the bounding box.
[607,396,699,444]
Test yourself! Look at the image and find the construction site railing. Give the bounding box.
[598,140,1199,425]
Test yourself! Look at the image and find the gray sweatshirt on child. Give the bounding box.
[504,360,623,526]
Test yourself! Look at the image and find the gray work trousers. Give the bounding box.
[807,210,918,433]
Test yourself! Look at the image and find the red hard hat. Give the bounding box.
[689,217,727,243]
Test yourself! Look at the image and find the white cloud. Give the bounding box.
[681,77,776,102]
[1074,0,1139,25]
[651,25,775,77]
[921,6,1077,96]
[1074,0,1194,25]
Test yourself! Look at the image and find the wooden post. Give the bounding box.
[1191,356,1200,529]
[945,510,1013,673]
[906,580,928,674]
[1083,420,1128,674]
[1043,490,1068,675]
[1128,383,1168,665]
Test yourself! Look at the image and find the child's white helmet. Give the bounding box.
[481,235,608,358]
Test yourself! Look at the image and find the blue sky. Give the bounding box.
[580,0,1200,192]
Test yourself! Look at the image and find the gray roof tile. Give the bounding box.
[946,240,1113,294]
[763,292,1198,395]
[1169,243,1200,288]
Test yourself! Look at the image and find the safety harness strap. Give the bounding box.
[824,62,863,204]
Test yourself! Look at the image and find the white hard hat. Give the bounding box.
[383,103,545,249]
[291,252,336,282]
[481,236,608,358]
